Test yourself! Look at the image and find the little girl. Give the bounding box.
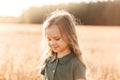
[40,10,86,80]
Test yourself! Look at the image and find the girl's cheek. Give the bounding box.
[48,42,51,47]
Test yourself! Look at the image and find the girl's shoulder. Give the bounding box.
[71,55,86,78]
[71,56,85,67]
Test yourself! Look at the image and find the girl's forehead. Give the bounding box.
[45,25,61,37]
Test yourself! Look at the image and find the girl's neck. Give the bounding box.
[57,50,71,58]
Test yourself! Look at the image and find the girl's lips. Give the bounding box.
[53,47,58,49]
[52,47,58,50]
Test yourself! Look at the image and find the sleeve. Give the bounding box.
[73,62,86,79]
[40,57,51,75]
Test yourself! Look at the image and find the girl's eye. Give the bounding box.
[55,38,60,41]
[47,38,51,41]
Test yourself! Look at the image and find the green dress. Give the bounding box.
[41,52,86,80]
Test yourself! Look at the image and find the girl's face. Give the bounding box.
[45,25,70,54]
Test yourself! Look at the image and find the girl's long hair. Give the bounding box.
[39,10,85,71]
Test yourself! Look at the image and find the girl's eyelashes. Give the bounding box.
[55,38,60,41]
[47,38,61,41]
[47,38,51,41]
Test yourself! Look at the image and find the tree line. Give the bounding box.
[19,1,120,25]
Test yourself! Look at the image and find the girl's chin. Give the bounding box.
[52,49,59,53]
[53,50,58,53]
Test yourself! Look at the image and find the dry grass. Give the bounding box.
[76,25,120,80]
[0,24,41,80]
[0,24,120,80]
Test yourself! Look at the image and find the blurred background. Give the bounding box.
[0,0,120,25]
[0,0,120,80]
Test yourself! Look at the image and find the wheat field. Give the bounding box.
[0,24,120,80]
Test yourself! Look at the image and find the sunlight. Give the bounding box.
[0,0,25,17]
[0,0,108,17]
